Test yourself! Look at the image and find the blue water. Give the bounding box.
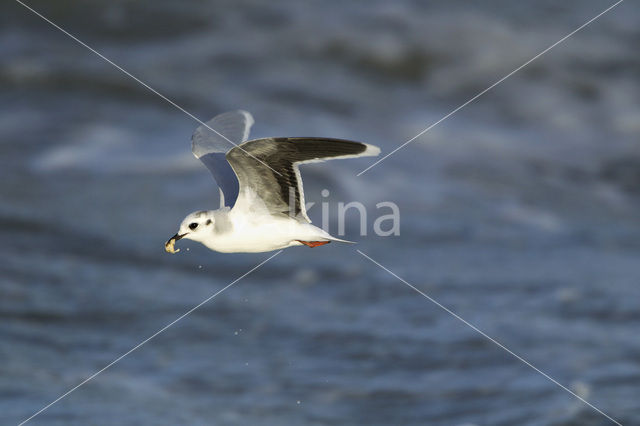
[1,0,639,424]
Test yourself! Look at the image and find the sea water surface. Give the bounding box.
[1,0,639,424]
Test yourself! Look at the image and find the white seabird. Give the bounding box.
[165,110,380,254]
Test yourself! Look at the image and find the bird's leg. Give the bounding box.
[297,240,331,248]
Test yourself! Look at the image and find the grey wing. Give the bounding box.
[192,110,254,208]
[226,137,380,222]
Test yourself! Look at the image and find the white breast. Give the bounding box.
[200,208,327,253]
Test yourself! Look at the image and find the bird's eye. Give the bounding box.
[188,222,198,230]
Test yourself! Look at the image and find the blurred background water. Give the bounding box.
[1,0,639,424]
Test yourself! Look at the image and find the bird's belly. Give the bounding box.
[205,217,320,253]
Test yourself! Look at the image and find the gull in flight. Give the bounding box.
[165,110,380,254]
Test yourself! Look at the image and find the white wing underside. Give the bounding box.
[192,111,381,223]
[191,110,254,208]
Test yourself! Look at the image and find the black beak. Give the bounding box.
[165,233,187,253]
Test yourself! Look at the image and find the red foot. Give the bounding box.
[297,240,331,248]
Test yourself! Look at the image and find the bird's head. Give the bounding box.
[165,211,214,253]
